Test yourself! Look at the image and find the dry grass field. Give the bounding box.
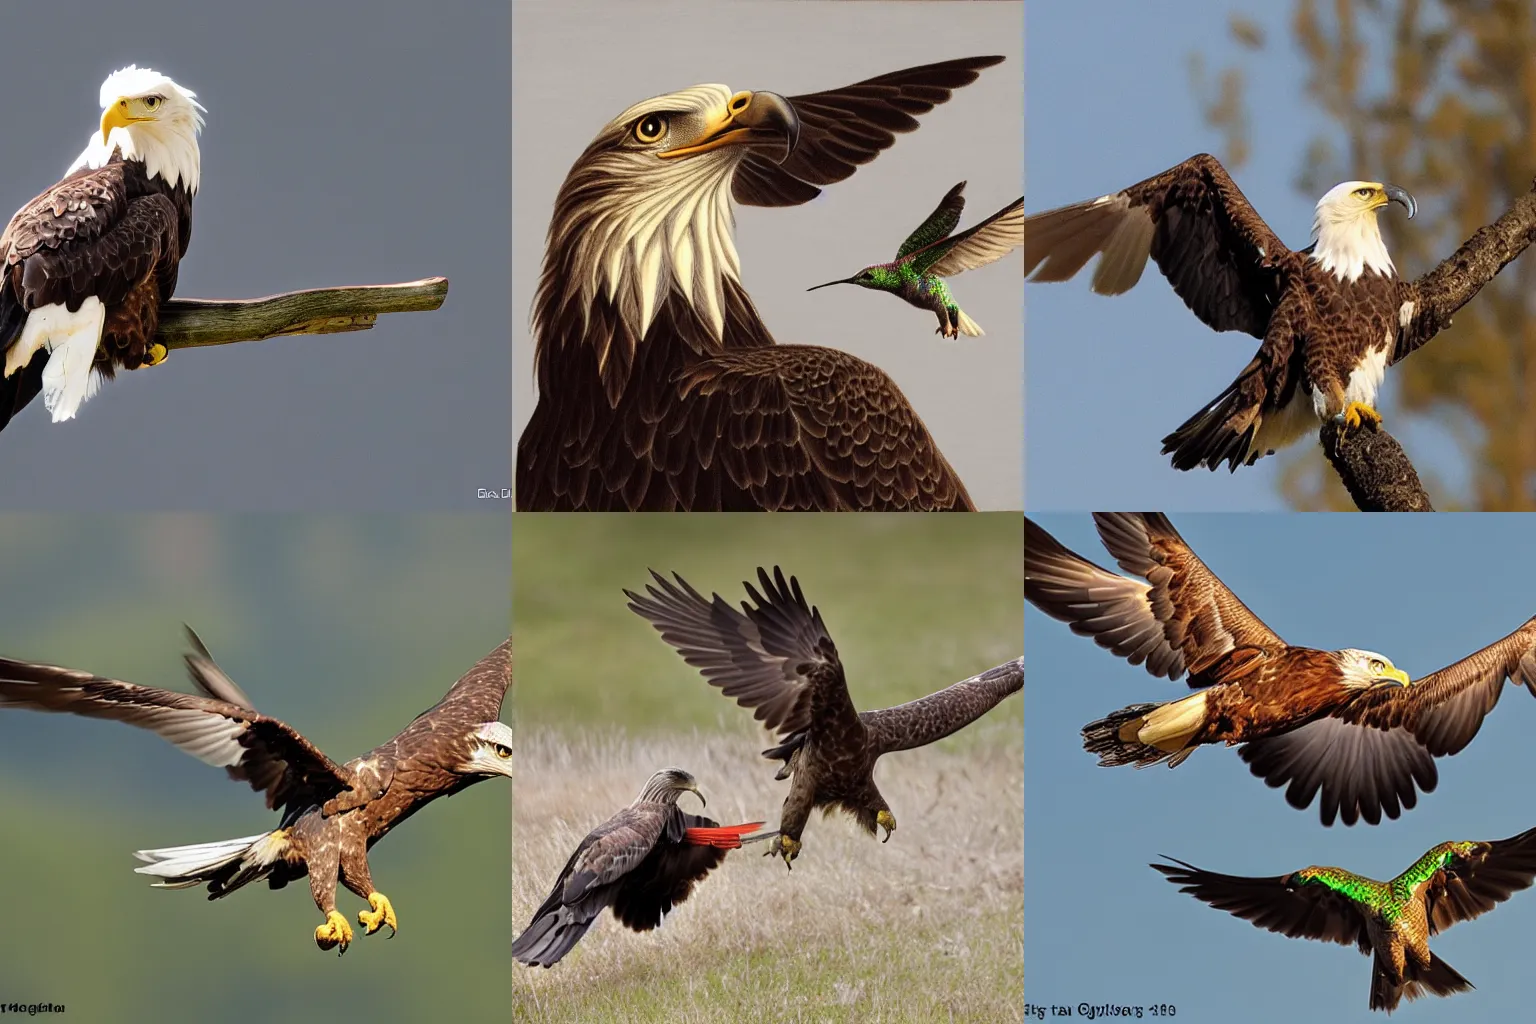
[512,723,1023,1024]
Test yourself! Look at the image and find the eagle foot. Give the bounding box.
[358,891,398,938]
[315,910,354,955]
[765,834,801,869]
[877,809,897,843]
[142,343,168,368]
[1338,401,1383,432]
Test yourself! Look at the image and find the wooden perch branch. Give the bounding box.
[1319,420,1434,512]
[154,277,449,351]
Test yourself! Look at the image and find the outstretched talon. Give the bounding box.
[315,910,354,955]
[877,809,897,844]
[142,342,168,368]
[765,833,801,869]
[358,891,398,938]
[1338,401,1383,431]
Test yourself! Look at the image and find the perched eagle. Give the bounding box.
[1154,828,1536,1013]
[516,57,1005,511]
[511,767,773,967]
[626,567,1024,866]
[0,630,512,955]
[1,66,203,432]
[1025,514,1536,825]
[1024,153,1531,470]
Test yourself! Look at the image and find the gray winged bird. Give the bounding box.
[0,630,512,955]
[517,56,1007,511]
[808,181,1024,338]
[625,567,1024,866]
[511,767,774,967]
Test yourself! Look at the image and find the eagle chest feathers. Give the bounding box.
[1296,265,1402,407]
[1198,649,1353,744]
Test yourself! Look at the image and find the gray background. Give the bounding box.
[0,0,510,511]
[0,514,509,1020]
[512,1,1024,511]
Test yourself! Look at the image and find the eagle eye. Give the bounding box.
[1355,187,1374,198]
[142,96,163,112]
[494,744,511,760]
[1369,658,1385,673]
[633,114,669,144]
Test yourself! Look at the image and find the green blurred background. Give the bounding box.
[514,513,1023,734]
[0,515,509,1022]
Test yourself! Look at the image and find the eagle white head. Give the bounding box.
[537,84,799,364]
[1309,180,1416,283]
[634,766,705,807]
[70,66,205,194]
[1335,648,1412,689]
[458,721,515,779]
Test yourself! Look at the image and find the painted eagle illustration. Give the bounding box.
[511,767,773,967]
[1154,827,1536,1013]
[0,629,512,955]
[625,567,1024,866]
[1024,514,1536,825]
[1025,153,1536,470]
[2,66,202,432]
[516,56,1007,511]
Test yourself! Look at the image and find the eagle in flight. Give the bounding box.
[1025,153,1536,470]
[1,66,202,432]
[516,56,1006,511]
[626,566,1023,866]
[1025,514,1536,825]
[0,630,512,955]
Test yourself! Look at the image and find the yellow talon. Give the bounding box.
[315,910,354,955]
[358,891,398,938]
[142,343,168,368]
[1341,401,1382,431]
[766,834,801,869]
[877,809,897,843]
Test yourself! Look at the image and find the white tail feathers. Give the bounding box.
[956,308,983,337]
[5,297,108,422]
[1134,690,1209,753]
[133,829,289,895]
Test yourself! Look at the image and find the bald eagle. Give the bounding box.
[1024,153,1523,471]
[0,66,202,432]
[516,57,1003,511]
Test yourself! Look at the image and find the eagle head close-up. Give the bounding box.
[460,721,516,778]
[1335,647,1412,689]
[74,65,205,194]
[1310,179,1416,283]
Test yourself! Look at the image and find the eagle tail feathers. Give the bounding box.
[1161,362,1266,473]
[683,822,772,848]
[1370,951,1472,1012]
[1083,695,1205,768]
[10,297,108,423]
[133,829,292,898]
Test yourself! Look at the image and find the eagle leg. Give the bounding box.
[358,891,398,938]
[314,910,354,955]
[877,809,897,843]
[1339,401,1383,431]
[764,833,801,870]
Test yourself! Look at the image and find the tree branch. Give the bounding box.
[154,277,449,350]
[1319,420,1434,511]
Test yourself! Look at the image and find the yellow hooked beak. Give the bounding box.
[100,98,146,141]
[1378,666,1412,687]
[658,90,799,163]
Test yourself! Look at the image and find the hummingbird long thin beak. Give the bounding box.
[807,276,859,292]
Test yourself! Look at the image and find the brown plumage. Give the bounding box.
[0,629,512,955]
[625,566,1023,865]
[515,57,1005,510]
[512,767,773,967]
[1025,513,1536,825]
[1024,153,1534,470]
[1154,828,1536,1013]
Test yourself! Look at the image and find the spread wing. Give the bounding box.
[1152,857,1371,952]
[1238,717,1438,827]
[862,657,1023,755]
[611,812,733,932]
[1025,152,1289,337]
[1025,513,1285,684]
[733,56,1006,208]
[1427,829,1536,933]
[408,637,512,727]
[625,566,853,739]
[1335,618,1536,756]
[913,196,1024,277]
[181,626,256,710]
[0,655,351,814]
[897,181,966,260]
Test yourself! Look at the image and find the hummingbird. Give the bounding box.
[1153,828,1536,1013]
[807,181,1023,339]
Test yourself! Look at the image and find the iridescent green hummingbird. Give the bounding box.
[807,181,1023,338]
[1154,828,1536,1014]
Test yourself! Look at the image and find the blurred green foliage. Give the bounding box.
[0,514,509,1022]
[513,513,1023,739]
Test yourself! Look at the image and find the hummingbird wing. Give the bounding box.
[911,196,1024,277]
[733,56,1005,208]
[895,182,967,261]
[1425,828,1536,935]
[1152,858,1372,953]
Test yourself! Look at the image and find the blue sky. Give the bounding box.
[1026,1,1465,509]
[1026,513,1536,1021]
